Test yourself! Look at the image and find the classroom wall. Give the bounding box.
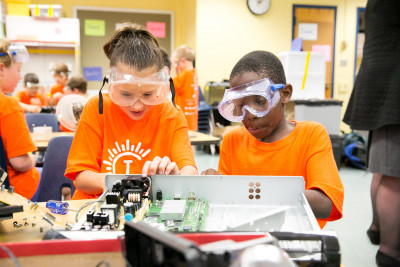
[29,0,366,132]
[196,0,367,132]
[30,0,197,52]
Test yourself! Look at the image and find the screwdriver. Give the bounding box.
[46,200,77,215]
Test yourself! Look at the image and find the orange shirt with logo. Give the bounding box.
[15,90,45,106]
[173,69,199,131]
[218,121,344,228]
[65,94,197,199]
[0,93,40,199]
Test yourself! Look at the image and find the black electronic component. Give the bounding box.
[106,192,121,206]
[93,212,110,225]
[156,190,163,201]
[86,210,94,222]
[111,180,122,193]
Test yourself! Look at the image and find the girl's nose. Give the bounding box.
[130,99,144,110]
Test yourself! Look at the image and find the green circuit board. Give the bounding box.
[144,198,208,232]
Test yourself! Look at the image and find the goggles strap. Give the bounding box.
[169,78,176,108]
[98,76,108,115]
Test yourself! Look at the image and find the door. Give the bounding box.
[292,5,337,98]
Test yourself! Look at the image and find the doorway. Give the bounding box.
[354,7,366,81]
[292,5,337,98]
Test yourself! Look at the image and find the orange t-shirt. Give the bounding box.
[15,91,45,106]
[50,84,64,96]
[173,69,199,131]
[218,121,344,229]
[65,94,197,200]
[0,93,40,199]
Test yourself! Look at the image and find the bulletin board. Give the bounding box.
[74,6,174,91]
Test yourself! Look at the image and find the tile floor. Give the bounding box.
[194,148,378,267]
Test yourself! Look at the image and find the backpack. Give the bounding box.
[343,132,367,169]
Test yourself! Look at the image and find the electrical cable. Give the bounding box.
[0,246,21,267]
[75,200,103,222]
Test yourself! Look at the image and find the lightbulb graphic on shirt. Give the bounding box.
[103,140,151,174]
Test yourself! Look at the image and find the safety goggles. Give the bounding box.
[218,78,284,122]
[0,43,29,63]
[26,82,41,91]
[107,67,170,107]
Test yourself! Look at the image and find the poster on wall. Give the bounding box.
[85,19,106,36]
[83,67,103,82]
[146,21,166,38]
[298,23,318,41]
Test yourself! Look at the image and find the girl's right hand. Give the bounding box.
[142,156,179,177]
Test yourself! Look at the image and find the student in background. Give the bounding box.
[65,24,197,200]
[201,51,344,229]
[16,73,45,113]
[48,62,69,106]
[171,45,199,131]
[63,74,88,98]
[0,39,39,199]
[58,74,88,132]
[160,47,175,105]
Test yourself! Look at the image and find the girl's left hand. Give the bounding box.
[142,156,179,177]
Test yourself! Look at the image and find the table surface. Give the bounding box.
[0,191,93,243]
[32,130,220,150]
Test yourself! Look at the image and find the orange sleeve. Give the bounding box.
[303,125,344,222]
[170,106,197,170]
[218,130,236,175]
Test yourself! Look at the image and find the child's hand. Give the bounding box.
[30,98,42,106]
[142,156,179,176]
[53,92,64,100]
[27,105,41,113]
[201,168,222,175]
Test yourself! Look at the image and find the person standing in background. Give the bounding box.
[343,0,400,266]
[171,45,199,131]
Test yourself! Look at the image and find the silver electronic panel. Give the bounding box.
[99,174,320,232]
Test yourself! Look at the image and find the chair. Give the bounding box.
[0,135,10,188]
[33,136,75,202]
[25,113,59,132]
[198,87,214,134]
[197,88,216,154]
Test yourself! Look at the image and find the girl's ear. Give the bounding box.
[280,84,292,104]
[0,62,6,78]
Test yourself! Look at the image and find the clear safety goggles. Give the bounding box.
[218,78,284,122]
[0,43,29,63]
[26,82,41,91]
[107,67,170,106]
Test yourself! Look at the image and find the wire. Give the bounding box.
[0,246,21,267]
[95,260,111,267]
[75,200,103,222]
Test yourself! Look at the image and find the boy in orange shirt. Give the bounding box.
[65,24,197,200]
[48,62,69,106]
[202,51,344,228]
[16,73,45,113]
[171,45,199,131]
[0,40,39,199]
